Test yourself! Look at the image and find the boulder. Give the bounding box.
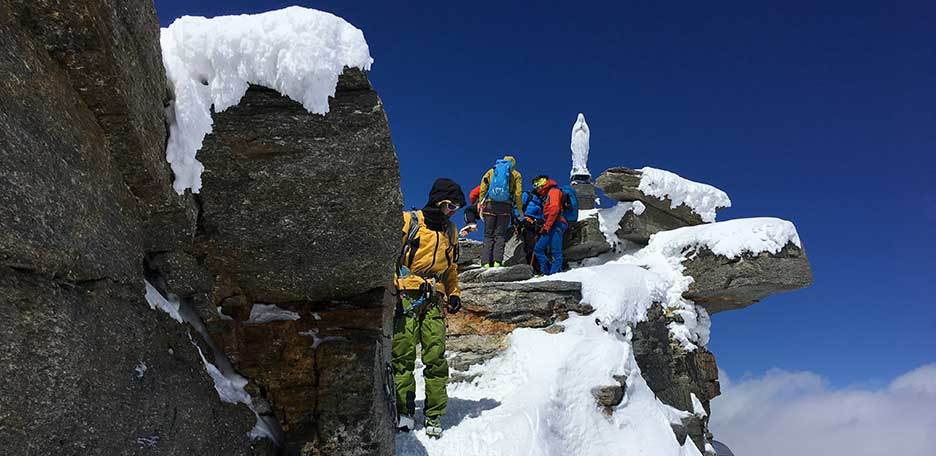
[614,203,693,244]
[502,231,529,267]
[458,239,483,267]
[682,243,814,314]
[459,264,534,283]
[166,70,402,455]
[591,375,628,415]
[447,334,507,373]
[596,167,712,226]
[448,281,587,335]
[632,303,720,453]
[564,217,612,262]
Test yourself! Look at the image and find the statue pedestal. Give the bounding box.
[571,181,597,210]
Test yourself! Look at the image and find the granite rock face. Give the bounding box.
[0,271,265,456]
[632,303,720,453]
[682,243,814,314]
[0,1,264,454]
[459,264,534,283]
[192,76,401,304]
[158,71,403,455]
[613,203,693,244]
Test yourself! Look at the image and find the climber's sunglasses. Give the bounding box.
[437,200,461,212]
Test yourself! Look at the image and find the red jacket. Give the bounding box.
[535,179,565,232]
[469,185,481,206]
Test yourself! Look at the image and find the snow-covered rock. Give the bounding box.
[596,167,731,225]
[160,6,374,194]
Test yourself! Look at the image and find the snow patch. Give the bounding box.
[160,6,373,193]
[638,167,731,223]
[646,217,802,259]
[247,303,301,324]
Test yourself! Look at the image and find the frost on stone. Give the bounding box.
[134,361,148,379]
[638,167,731,223]
[690,393,708,417]
[135,435,160,448]
[144,280,183,323]
[246,303,301,324]
[596,201,645,248]
[299,329,348,349]
[160,6,374,193]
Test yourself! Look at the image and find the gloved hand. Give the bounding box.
[459,224,477,238]
[447,296,462,314]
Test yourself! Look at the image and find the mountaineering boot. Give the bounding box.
[492,261,502,268]
[425,417,443,438]
[397,414,415,432]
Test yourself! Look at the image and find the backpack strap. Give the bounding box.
[447,221,459,263]
[396,211,421,275]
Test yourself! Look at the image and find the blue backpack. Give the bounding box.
[486,159,513,203]
[558,184,579,223]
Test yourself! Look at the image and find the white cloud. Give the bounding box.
[710,364,936,456]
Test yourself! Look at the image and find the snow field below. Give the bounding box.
[397,315,702,456]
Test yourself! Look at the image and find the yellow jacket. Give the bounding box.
[479,167,523,211]
[395,211,460,298]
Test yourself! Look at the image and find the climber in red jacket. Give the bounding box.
[532,175,567,275]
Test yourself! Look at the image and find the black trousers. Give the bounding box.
[480,202,512,265]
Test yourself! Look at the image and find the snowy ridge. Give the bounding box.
[400,217,803,454]
[160,6,373,193]
[638,167,731,223]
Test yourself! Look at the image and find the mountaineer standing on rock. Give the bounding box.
[392,178,466,438]
[532,175,576,275]
[478,155,523,268]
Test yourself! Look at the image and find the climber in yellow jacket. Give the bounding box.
[393,178,466,439]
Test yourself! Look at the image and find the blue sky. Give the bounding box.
[155,1,935,388]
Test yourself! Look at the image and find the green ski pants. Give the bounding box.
[392,292,448,419]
